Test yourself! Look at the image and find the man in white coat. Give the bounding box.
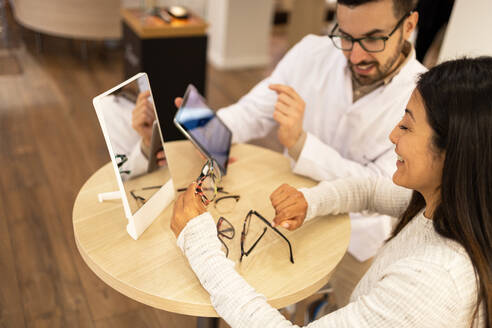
[177,0,426,305]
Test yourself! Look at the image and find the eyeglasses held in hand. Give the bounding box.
[240,210,294,264]
[195,159,222,205]
[217,216,235,258]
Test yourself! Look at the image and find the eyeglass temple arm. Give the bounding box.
[250,210,295,264]
[130,190,145,201]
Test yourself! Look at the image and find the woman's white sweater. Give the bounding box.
[177,177,484,327]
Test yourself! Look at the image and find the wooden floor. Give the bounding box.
[0,5,312,328]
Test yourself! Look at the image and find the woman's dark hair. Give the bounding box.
[337,0,417,17]
[391,57,492,327]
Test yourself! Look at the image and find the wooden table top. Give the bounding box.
[73,142,350,317]
[121,8,208,39]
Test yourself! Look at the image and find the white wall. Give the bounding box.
[207,0,274,69]
[438,0,492,63]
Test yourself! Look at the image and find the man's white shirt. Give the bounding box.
[99,95,149,181]
[217,34,427,261]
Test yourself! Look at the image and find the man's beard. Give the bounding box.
[349,34,405,86]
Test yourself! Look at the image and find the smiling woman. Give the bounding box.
[391,57,492,328]
[172,57,492,327]
[389,90,445,216]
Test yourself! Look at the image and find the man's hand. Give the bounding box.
[269,84,305,148]
[174,97,183,108]
[171,183,206,237]
[156,149,167,167]
[132,90,155,148]
[270,184,308,231]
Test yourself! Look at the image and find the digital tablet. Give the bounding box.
[173,84,232,175]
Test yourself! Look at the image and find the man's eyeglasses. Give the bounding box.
[240,210,294,264]
[217,216,235,258]
[328,11,413,53]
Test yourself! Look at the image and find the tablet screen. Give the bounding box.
[174,84,232,175]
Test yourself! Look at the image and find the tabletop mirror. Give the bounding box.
[92,73,174,239]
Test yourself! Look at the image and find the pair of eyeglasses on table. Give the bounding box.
[130,186,240,212]
[216,210,294,264]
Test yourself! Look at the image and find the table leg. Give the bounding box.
[197,317,219,328]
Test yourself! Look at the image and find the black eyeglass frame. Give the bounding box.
[240,210,294,264]
[328,10,413,53]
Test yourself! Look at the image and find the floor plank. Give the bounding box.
[94,307,197,328]
[0,191,26,328]
[0,3,292,326]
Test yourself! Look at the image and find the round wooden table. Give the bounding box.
[73,142,350,317]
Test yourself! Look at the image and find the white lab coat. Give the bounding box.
[99,94,149,180]
[217,35,427,261]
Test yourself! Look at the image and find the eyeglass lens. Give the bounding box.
[240,212,267,262]
[198,175,217,203]
[195,160,222,205]
[240,210,294,263]
[217,217,235,258]
[331,34,385,52]
[217,217,235,239]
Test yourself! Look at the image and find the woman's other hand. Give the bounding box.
[270,184,307,230]
[171,183,206,237]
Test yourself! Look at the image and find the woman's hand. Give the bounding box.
[171,183,206,237]
[270,184,308,230]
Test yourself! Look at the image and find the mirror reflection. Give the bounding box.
[98,75,170,214]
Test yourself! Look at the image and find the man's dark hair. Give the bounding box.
[337,0,416,18]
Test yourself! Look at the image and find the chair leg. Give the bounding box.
[80,40,88,62]
[35,32,43,53]
[284,303,297,321]
[0,0,9,48]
